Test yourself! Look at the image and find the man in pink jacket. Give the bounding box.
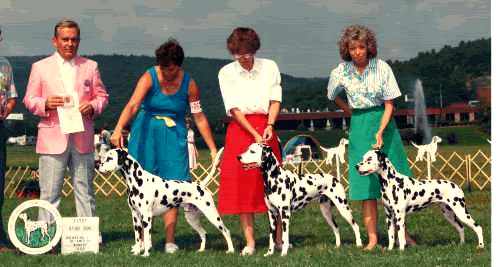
[23,19,108,222]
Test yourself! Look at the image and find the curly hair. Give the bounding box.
[155,38,184,67]
[226,27,260,55]
[338,25,377,61]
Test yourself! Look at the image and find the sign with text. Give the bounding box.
[61,217,99,255]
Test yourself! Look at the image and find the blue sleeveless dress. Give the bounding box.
[128,67,190,181]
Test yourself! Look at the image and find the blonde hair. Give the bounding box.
[338,24,377,61]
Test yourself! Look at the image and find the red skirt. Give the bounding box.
[217,114,282,214]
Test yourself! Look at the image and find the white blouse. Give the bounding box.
[218,58,282,116]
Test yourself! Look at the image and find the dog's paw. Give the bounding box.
[131,244,142,255]
[197,247,205,253]
[477,243,485,249]
[226,248,235,254]
[280,250,288,257]
[264,248,274,257]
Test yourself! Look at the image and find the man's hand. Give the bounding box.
[45,96,64,110]
[79,101,94,118]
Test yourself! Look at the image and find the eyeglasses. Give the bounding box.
[233,53,253,60]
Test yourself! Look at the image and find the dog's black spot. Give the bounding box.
[155,190,159,197]
[160,195,168,206]
[197,186,204,196]
[173,189,179,196]
[139,193,144,199]
[206,201,210,206]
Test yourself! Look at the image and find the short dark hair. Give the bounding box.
[54,19,80,37]
[338,24,377,61]
[226,27,260,55]
[155,38,184,67]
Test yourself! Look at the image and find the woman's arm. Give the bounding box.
[188,80,218,161]
[334,96,352,116]
[373,100,394,149]
[230,108,262,143]
[262,100,280,141]
[110,71,152,148]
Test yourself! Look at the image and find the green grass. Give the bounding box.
[0,190,490,266]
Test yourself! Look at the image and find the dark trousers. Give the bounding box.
[0,122,7,243]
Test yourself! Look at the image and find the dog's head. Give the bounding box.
[339,138,349,146]
[355,149,388,176]
[19,213,27,221]
[237,143,274,169]
[432,136,442,143]
[98,148,128,173]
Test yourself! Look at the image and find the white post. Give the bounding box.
[426,151,432,180]
[335,153,341,180]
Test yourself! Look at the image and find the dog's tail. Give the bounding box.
[200,147,224,188]
[410,141,419,148]
[320,146,329,152]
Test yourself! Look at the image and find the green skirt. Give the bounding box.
[348,106,412,200]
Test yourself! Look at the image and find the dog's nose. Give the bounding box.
[236,155,242,160]
[355,164,359,170]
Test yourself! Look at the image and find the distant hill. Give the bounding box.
[6,38,490,134]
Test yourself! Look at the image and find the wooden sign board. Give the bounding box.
[61,217,99,255]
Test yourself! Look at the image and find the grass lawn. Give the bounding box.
[0,189,490,266]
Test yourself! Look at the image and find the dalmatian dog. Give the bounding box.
[19,213,49,243]
[355,150,484,251]
[238,143,362,256]
[411,136,442,162]
[320,138,349,165]
[98,148,234,257]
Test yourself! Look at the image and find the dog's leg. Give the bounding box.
[193,198,234,253]
[183,205,207,252]
[264,209,278,256]
[279,207,291,256]
[140,211,153,257]
[323,190,363,247]
[394,209,407,250]
[438,203,465,243]
[446,199,484,248]
[319,196,341,247]
[130,210,144,255]
[384,206,396,250]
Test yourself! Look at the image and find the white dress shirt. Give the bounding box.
[55,52,77,94]
[218,58,282,116]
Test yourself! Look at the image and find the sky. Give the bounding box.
[0,0,491,78]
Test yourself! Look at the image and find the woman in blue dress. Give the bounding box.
[111,39,218,253]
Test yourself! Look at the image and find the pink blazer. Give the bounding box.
[23,54,109,154]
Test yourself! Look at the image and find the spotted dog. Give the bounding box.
[238,143,362,256]
[356,150,484,250]
[98,148,234,256]
[320,138,349,165]
[411,136,442,162]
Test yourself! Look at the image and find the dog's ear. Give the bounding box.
[375,150,386,162]
[116,149,128,166]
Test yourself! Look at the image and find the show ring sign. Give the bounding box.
[8,200,100,255]
[61,217,99,254]
[8,200,63,255]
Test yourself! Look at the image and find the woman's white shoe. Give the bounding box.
[165,243,179,254]
[240,246,255,256]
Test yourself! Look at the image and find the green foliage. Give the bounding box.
[5,38,490,135]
